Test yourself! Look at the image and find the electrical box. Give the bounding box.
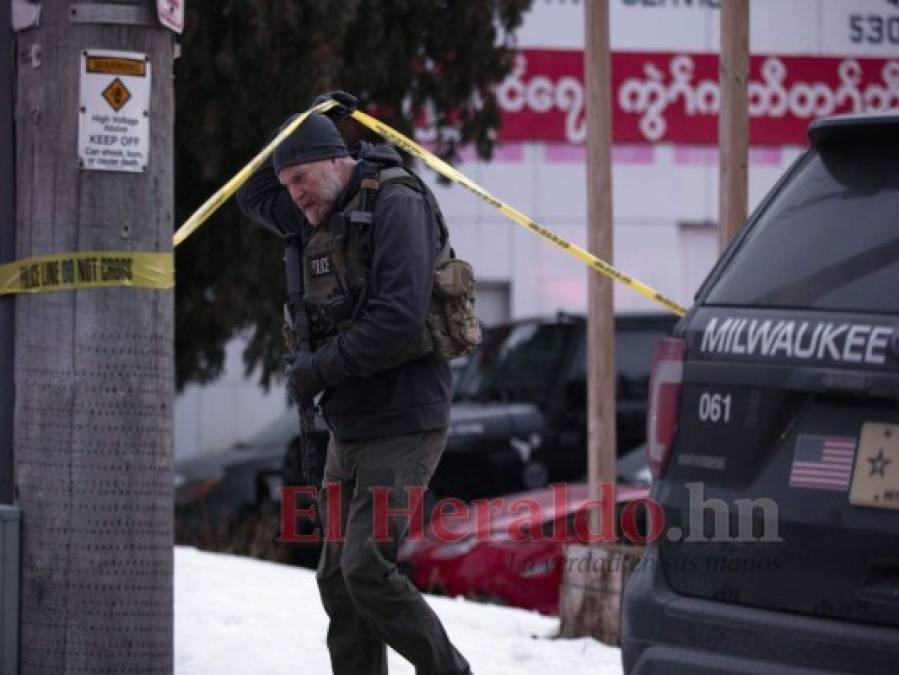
[0,505,19,675]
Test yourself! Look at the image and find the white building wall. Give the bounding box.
[175,335,291,459]
[423,141,804,318]
[435,0,890,319]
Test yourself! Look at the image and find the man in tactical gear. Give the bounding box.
[236,97,472,675]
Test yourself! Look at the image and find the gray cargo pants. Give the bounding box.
[315,428,472,675]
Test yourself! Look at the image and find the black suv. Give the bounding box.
[433,313,675,500]
[621,114,899,673]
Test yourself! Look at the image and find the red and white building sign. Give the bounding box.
[496,49,899,146]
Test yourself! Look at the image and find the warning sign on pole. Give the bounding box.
[78,49,151,173]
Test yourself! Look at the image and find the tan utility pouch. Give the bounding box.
[427,257,482,360]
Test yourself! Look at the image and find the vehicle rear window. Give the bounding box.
[454,321,576,404]
[570,325,672,385]
[705,138,899,313]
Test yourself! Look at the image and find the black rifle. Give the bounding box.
[283,233,320,492]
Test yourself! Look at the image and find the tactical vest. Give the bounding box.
[300,158,482,371]
[301,162,439,370]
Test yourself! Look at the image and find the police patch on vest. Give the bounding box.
[310,255,334,278]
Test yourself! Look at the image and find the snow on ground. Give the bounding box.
[175,546,623,674]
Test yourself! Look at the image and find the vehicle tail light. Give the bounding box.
[646,338,686,479]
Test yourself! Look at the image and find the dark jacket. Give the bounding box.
[236,142,452,440]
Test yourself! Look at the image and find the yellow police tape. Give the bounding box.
[171,98,686,316]
[0,250,174,296]
[348,110,687,317]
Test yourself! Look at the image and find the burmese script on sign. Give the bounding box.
[78,49,151,173]
[487,50,899,145]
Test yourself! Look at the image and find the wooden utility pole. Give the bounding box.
[14,2,175,672]
[1,0,16,506]
[585,0,616,499]
[719,0,750,250]
[558,0,628,645]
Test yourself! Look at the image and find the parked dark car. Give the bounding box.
[621,113,899,674]
[432,313,676,500]
[174,412,329,561]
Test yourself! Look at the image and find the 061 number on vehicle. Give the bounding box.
[698,392,732,423]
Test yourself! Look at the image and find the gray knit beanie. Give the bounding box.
[272,113,349,174]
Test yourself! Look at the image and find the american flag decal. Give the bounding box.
[789,435,856,491]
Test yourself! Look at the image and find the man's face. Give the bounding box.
[278,159,344,226]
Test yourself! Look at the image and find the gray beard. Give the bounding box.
[308,171,345,226]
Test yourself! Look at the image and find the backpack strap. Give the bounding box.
[345,160,453,320]
[348,161,379,227]
[378,166,452,256]
[352,163,431,266]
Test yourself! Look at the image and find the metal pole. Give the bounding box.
[1,505,21,675]
[14,1,174,671]
[719,0,750,250]
[1,0,17,506]
[584,0,616,507]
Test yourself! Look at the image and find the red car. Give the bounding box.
[398,481,650,615]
